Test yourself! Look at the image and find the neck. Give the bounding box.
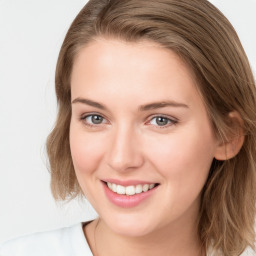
[85,214,205,256]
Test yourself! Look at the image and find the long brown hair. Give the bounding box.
[47,0,256,254]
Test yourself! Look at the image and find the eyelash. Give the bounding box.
[80,114,108,128]
[80,113,178,129]
[146,115,178,128]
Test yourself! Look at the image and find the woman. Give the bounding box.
[1,0,255,255]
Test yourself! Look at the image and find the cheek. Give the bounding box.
[144,124,216,185]
[69,124,104,176]
[143,125,216,216]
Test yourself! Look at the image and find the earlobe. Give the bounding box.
[214,111,245,161]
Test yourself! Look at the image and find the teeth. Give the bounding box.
[112,183,117,192]
[135,184,142,194]
[126,186,136,196]
[106,182,157,196]
[142,184,149,192]
[107,182,112,189]
[116,185,126,195]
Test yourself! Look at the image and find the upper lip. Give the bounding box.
[102,179,159,186]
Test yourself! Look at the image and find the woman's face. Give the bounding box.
[70,38,219,237]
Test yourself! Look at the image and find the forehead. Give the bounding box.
[70,38,201,108]
[72,38,192,80]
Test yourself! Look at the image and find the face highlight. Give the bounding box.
[69,38,219,237]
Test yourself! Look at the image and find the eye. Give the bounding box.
[148,116,177,127]
[81,114,107,126]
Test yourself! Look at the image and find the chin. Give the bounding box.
[111,224,154,238]
[104,213,158,238]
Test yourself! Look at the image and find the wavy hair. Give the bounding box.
[46,0,256,255]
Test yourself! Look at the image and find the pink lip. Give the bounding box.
[102,181,159,208]
[103,179,157,186]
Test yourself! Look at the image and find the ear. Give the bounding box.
[214,111,245,161]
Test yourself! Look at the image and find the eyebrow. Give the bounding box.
[139,101,189,111]
[72,98,106,110]
[71,97,189,111]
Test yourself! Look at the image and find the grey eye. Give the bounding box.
[155,116,169,126]
[91,115,103,124]
[85,115,104,125]
[149,116,176,127]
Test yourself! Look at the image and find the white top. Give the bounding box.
[0,222,93,256]
[0,222,223,256]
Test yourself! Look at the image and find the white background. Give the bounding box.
[0,0,255,254]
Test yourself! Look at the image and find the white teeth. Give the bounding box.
[106,182,157,196]
[112,183,117,192]
[149,184,154,189]
[142,184,149,192]
[116,185,126,195]
[135,184,143,194]
[126,186,136,196]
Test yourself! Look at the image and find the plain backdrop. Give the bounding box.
[0,0,256,254]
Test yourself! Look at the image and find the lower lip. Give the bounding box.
[102,182,158,208]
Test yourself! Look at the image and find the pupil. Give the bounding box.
[156,117,168,126]
[92,115,103,124]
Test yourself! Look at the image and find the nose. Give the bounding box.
[106,124,144,172]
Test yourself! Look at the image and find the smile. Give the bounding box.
[106,182,158,196]
[102,180,160,208]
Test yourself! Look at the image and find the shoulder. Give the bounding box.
[207,246,255,256]
[0,222,92,256]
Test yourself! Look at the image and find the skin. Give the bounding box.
[69,38,222,256]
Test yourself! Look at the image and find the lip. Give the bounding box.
[103,178,157,186]
[102,181,159,208]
